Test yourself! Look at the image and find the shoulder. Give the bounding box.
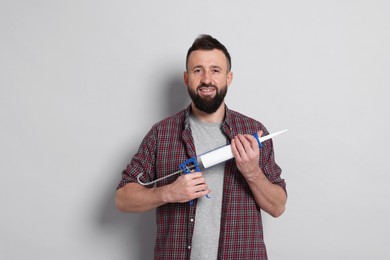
[151,108,188,131]
[138,108,188,149]
[142,108,189,142]
[226,107,268,135]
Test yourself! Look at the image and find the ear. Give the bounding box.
[183,71,189,86]
[226,71,233,87]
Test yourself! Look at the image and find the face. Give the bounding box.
[184,49,233,114]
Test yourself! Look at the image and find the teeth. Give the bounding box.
[200,88,214,92]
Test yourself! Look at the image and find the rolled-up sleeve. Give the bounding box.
[117,127,157,189]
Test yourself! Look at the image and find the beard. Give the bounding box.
[187,83,228,114]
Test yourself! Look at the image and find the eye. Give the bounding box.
[193,68,202,74]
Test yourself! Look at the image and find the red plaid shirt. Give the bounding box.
[118,105,286,260]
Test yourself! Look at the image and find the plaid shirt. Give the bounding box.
[118,105,286,260]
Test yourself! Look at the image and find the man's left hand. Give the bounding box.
[231,130,263,179]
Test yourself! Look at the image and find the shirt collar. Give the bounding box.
[183,104,233,131]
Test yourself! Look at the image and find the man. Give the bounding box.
[116,34,287,260]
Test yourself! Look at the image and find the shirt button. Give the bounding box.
[188,245,191,250]
[190,218,194,222]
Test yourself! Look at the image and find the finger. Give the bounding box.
[194,183,208,192]
[233,135,250,160]
[231,138,241,160]
[243,134,259,150]
[193,188,211,199]
[186,171,206,183]
[183,171,202,179]
[239,134,257,150]
[237,134,256,154]
[233,135,245,155]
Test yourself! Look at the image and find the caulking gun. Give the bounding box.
[137,129,288,189]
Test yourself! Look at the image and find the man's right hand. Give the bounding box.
[164,171,210,203]
[115,171,210,212]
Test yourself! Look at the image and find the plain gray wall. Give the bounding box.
[1,0,389,259]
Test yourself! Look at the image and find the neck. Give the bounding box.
[190,103,225,123]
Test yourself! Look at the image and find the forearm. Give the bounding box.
[245,168,287,218]
[116,172,210,212]
[115,182,169,212]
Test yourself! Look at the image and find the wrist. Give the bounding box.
[158,184,173,204]
[245,168,266,184]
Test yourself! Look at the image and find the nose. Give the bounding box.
[201,70,212,84]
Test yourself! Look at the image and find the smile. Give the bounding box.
[199,87,215,92]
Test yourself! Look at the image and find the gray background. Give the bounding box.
[1,0,389,259]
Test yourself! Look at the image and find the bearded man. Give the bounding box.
[115,34,287,260]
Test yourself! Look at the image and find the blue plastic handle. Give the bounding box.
[179,157,200,206]
[253,132,263,149]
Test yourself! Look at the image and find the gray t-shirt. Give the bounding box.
[189,115,227,260]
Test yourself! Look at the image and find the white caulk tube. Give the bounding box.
[199,145,235,169]
[138,129,288,186]
[197,129,288,169]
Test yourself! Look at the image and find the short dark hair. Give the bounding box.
[186,34,231,71]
